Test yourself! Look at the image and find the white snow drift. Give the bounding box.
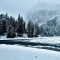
[0,44,60,60]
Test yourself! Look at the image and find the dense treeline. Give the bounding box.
[0,13,40,38]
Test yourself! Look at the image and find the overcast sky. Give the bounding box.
[0,0,60,19]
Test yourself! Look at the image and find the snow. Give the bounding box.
[0,35,32,40]
[30,36,60,44]
[0,35,7,40]
[0,35,60,44]
[0,44,60,60]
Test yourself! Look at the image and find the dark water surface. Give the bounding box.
[0,40,60,52]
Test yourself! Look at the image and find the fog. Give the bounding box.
[0,0,60,19]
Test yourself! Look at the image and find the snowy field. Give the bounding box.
[0,35,60,44]
[30,36,60,44]
[0,44,60,60]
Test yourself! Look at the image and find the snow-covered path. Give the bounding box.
[0,44,60,60]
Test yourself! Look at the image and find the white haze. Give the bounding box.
[0,0,60,20]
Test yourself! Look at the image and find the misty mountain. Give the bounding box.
[40,16,60,36]
[26,2,60,24]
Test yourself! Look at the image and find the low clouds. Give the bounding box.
[0,0,60,19]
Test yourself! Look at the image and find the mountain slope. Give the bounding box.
[26,2,60,23]
[40,16,60,36]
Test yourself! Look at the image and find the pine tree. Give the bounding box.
[23,21,26,33]
[27,20,34,37]
[17,14,25,37]
[0,19,3,34]
[0,14,6,35]
[7,25,16,38]
[34,22,40,37]
[2,18,6,33]
[7,16,16,38]
[9,16,16,28]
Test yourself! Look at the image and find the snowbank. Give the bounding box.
[0,35,60,44]
[0,44,60,60]
[30,36,60,44]
[0,35,33,40]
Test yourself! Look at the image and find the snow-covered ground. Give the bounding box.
[0,35,60,44]
[0,44,60,60]
[30,36,60,44]
[31,36,60,43]
[0,35,32,40]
